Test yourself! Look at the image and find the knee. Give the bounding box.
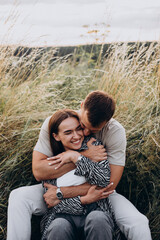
[127,212,149,229]
[122,213,150,236]
[8,187,28,207]
[125,214,151,240]
[85,211,113,239]
[134,213,149,228]
[85,211,109,227]
[47,218,73,239]
[49,218,70,231]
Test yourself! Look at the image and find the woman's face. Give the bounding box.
[53,117,84,151]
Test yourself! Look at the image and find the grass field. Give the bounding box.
[0,42,160,239]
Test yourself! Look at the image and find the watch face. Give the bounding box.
[57,190,63,200]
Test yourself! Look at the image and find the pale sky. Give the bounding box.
[0,0,160,46]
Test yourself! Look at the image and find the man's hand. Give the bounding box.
[46,150,81,169]
[43,183,60,208]
[80,182,114,205]
[82,138,107,162]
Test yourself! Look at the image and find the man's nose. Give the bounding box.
[83,128,91,136]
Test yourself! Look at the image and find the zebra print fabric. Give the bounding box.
[41,135,121,240]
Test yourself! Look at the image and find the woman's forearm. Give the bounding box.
[75,156,110,187]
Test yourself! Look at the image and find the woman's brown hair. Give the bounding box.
[49,109,80,156]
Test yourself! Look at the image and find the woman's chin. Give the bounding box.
[72,145,81,150]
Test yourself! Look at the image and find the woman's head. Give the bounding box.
[49,109,84,155]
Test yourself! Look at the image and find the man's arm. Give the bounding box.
[96,120,126,190]
[32,139,108,182]
[109,164,124,190]
[57,162,122,199]
[32,150,76,181]
[43,182,91,207]
[43,182,114,208]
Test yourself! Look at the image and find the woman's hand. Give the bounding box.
[47,150,81,169]
[80,182,114,205]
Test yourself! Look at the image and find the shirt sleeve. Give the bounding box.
[105,128,126,166]
[97,119,127,166]
[34,116,53,157]
[74,156,110,187]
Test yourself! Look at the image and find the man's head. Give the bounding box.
[80,90,115,136]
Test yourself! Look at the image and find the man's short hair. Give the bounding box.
[83,90,115,127]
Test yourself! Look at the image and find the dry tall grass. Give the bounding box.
[0,42,159,239]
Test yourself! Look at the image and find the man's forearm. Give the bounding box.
[109,164,124,190]
[48,165,124,199]
[61,182,91,198]
[32,150,75,181]
[35,161,75,181]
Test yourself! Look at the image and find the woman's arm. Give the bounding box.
[54,139,111,188]
[43,138,111,214]
[80,184,114,205]
[47,140,110,188]
[54,197,85,215]
[75,138,111,187]
[75,155,110,187]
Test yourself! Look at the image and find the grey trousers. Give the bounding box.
[7,184,152,240]
[46,211,113,240]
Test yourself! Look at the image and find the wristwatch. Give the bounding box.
[56,187,63,200]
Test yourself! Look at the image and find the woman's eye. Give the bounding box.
[64,131,71,135]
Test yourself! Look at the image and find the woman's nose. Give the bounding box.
[73,131,80,138]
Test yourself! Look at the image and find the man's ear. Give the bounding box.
[81,101,84,108]
[52,133,60,141]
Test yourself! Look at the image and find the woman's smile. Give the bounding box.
[71,139,81,144]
